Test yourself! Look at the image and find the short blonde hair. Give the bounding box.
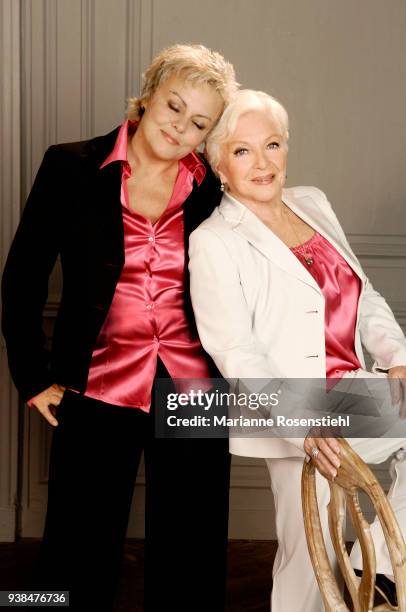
[127,44,238,120]
[206,89,289,170]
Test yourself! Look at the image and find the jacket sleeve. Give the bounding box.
[315,187,406,372]
[359,278,406,372]
[1,146,62,402]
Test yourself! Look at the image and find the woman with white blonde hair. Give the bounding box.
[189,89,406,610]
[2,44,238,611]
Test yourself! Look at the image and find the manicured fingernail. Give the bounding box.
[332,470,337,479]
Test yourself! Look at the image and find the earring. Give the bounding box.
[220,181,225,192]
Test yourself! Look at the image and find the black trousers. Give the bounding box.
[32,367,231,611]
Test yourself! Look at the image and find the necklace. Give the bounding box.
[283,207,314,266]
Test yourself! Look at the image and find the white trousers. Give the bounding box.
[264,369,406,612]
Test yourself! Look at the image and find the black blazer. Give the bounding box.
[1,128,222,402]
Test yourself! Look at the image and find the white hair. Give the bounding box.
[205,89,289,170]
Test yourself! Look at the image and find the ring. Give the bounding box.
[311,446,319,459]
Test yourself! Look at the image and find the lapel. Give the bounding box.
[82,128,125,265]
[218,189,363,294]
[81,133,220,263]
[282,189,363,278]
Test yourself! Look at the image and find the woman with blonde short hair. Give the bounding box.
[190,89,406,611]
[2,44,238,611]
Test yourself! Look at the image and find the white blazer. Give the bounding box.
[189,186,406,459]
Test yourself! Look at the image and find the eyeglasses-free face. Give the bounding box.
[217,110,288,209]
[136,74,224,162]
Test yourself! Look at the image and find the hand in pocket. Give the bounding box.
[27,384,66,426]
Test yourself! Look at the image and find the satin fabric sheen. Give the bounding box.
[290,231,362,379]
[84,121,211,410]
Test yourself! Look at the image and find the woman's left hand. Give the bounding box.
[388,365,406,418]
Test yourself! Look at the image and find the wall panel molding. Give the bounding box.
[21,0,47,193]
[125,0,141,101]
[139,0,154,89]
[44,0,57,146]
[348,234,406,261]
[0,0,21,542]
[80,0,95,138]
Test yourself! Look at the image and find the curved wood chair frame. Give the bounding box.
[301,438,406,611]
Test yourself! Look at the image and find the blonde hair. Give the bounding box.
[127,44,238,120]
[206,89,289,170]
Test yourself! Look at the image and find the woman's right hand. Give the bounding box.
[303,433,341,481]
[27,384,66,426]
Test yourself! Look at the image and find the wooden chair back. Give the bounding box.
[301,438,406,611]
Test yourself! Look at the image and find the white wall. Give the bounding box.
[1,0,405,541]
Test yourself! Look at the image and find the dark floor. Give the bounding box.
[0,539,276,611]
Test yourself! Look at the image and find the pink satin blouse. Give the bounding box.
[291,231,362,379]
[84,121,211,410]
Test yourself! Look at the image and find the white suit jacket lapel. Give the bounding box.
[219,192,321,293]
[282,190,363,279]
[218,190,363,292]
